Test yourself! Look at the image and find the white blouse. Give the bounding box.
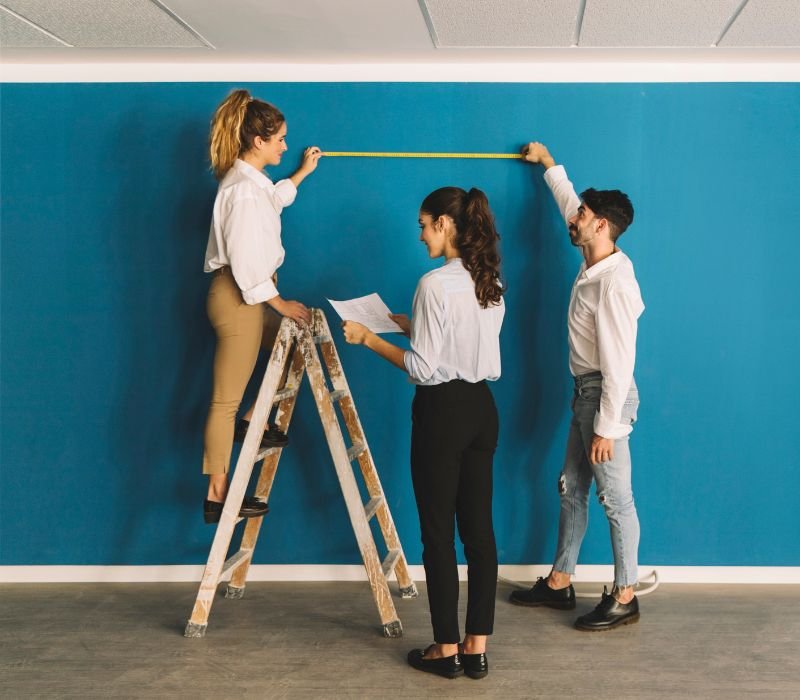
[404,258,505,386]
[204,159,297,304]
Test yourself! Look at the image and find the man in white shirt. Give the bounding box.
[510,142,645,631]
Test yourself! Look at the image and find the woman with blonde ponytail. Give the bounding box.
[201,89,322,524]
[342,187,505,681]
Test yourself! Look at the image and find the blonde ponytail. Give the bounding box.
[208,89,286,180]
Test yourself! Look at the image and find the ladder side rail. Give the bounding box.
[228,338,308,590]
[299,322,400,629]
[186,321,296,634]
[314,312,416,594]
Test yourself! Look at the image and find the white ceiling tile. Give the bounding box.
[1,0,208,47]
[0,7,67,47]
[580,0,743,47]
[421,0,582,48]
[720,0,800,47]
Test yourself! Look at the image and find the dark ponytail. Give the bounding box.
[420,187,504,308]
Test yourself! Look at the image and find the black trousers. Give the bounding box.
[410,379,499,644]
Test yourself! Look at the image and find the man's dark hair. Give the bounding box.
[580,188,634,241]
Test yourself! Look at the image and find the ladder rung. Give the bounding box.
[363,495,384,521]
[273,386,298,403]
[347,442,366,461]
[255,446,280,461]
[312,334,331,344]
[330,389,348,402]
[381,549,401,577]
[221,549,252,577]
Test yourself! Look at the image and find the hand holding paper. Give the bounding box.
[327,293,404,334]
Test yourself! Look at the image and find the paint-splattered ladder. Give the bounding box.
[185,309,418,639]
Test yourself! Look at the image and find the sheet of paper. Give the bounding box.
[327,293,403,334]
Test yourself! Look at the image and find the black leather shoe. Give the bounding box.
[407,646,463,679]
[509,576,576,610]
[204,496,269,524]
[234,419,288,448]
[575,587,640,631]
[458,648,488,680]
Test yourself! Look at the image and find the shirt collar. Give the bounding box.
[582,250,625,280]
[233,158,271,189]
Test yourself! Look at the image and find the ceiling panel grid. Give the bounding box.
[0,0,207,47]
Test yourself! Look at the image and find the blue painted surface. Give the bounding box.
[1,82,798,566]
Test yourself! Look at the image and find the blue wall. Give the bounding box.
[1,82,798,567]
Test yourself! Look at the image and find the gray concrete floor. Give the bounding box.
[0,581,798,699]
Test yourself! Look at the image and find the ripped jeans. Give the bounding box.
[552,371,641,587]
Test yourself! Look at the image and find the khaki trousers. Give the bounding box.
[202,267,282,475]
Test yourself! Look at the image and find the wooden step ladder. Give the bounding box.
[185,308,418,639]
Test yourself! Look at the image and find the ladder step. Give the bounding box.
[273,386,298,403]
[363,495,384,521]
[381,549,401,577]
[312,334,331,344]
[347,442,366,461]
[221,549,252,577]
[329,389,348,402]
[255,446,280,461]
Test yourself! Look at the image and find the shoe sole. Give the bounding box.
[465,670,488,680]
[509,596,576,610]
[574,612,640,631]
[408,664,464,679]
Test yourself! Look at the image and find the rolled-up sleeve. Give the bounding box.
[225,194,281,304]
[543,164,581,225]
[272,179,297,211]
[404,278,446,384]
[594,283,640,439]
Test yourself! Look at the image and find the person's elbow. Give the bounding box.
[405,351,436,383]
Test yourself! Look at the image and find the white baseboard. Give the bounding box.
[1,564,799,584]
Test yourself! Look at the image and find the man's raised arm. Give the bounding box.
[521,141,581,229]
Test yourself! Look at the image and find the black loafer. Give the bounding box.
[575,587,640,631]
[509,576,576,610]
[458,649,488,680]
[204,496,269,524]
[407,646,463,679]
[234,419,288,448]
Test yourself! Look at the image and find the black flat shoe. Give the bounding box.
[407,646,463,679]
[575,587,640,631]
[509,576,576,610]
[204,496,269,524]
[458,647,488,680]
[234,418,288,448]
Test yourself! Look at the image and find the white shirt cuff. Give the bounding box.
[543,164,567,186]
[593,411,633,440]
[241,277,279,305]
[274,179,298,207]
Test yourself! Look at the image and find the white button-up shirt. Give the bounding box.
[204,159,297,304]
[544,165,645,440]
[404,258,505,386]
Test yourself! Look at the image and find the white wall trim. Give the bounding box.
[1,564,799,584]
[1,61,799,83]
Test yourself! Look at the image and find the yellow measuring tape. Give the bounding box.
[323,151,521,159]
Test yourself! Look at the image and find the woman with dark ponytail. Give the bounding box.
[342,187,505,680]
[202,89,321,523]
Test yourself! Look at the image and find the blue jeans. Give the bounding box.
[552,372,641,587]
